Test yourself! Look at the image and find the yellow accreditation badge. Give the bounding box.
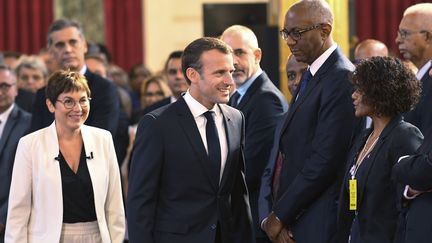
[349,179,357,211]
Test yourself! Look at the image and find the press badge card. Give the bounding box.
[349,179,357,211]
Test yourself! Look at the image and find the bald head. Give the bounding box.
[221,25,262,87]
[354,39,389,61]
[289,0,333,26]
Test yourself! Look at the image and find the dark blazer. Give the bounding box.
[0,105,31,242]
[393,126,432,243]
[29,69,120,135]
[336,116,423,243]
[15,89,35,114]
[131,97,171,124]
[126,97,254,243]
[404,67,432,134]
[230,71,288,238]
[258,47,358,243]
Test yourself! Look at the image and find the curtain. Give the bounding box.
[355,0,429,56]
[0,0,53,54]
[104,0,143,71]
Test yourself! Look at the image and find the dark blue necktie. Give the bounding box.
[203,111,221,179]
[297,69,312,99]
[229,91,240,107]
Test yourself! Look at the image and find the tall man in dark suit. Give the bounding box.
[396,3,432,134]
[393,4,432,243]
[0,65,32,242]
[127,37,254,243]
[30,19,120,136]
[259,1,357,242]
[221,25,288,243]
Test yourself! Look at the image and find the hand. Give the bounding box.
[263,212,284,242]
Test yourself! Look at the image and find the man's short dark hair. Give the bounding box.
[182,37,232,84]
[47,19,85,46]
[163,50,183,72]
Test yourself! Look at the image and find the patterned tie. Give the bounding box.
[297,69,312,99]
[229,91,240,107]
[203,111,221,180]
[272,151,284,197]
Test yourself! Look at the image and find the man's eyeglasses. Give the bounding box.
[0,82,16,92]
[397,29,429,40]
[280,24,322,41]
[56,97,91,109]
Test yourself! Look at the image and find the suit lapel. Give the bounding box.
[280,48,342,134]
[356,116,402,205]
[236,73,266,110]
[219,104,236,188]
[0,106,19,157]
[176,98,219,190]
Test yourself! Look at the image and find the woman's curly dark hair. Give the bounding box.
[351,56,421,117]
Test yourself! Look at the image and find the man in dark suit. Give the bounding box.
[127,37,254,243]
[30,19,120,136]
[259,1,358,242]
[0,66,32,242]
[396,3,432,134]
[221,25,288,243]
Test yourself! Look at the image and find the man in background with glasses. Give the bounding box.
[259,0,358,242]
[0,65,31,243]
[396,3,432,135]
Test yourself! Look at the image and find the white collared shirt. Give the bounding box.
[79,65,87,75]
[183,91,228,181]
[0,103,15,139]
[309,43,338,76]
[416,61,431,80]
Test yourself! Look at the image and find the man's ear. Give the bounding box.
[46,99,56,113]
[254,48,262,64]
[186,67,199,84]
[320,23,332,39]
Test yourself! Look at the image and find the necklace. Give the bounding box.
[350,132,379,179]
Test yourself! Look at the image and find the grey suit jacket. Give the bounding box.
[0,105,31,242]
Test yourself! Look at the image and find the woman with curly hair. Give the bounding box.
[336,56,423,243]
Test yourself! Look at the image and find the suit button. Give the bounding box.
[210,224,217,230]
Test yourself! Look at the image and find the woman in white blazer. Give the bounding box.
[5,70,125,243]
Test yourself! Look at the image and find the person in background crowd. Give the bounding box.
[396,3,432,134]
[15,55,48,93]
[5,70,125,243]
[285,54,308,96]
[0,65,32,243]
[221,24,288,243]
[128,63,152,112]
[353,39,388,62]
[336,56,423,243]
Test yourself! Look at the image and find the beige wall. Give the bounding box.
[143,0,268,72]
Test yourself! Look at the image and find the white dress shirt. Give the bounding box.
[0,103,14,139]
[183,91,228,181]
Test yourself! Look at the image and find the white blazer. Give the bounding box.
[5,122,125,243]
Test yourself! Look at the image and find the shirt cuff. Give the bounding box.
[403,185,418,200]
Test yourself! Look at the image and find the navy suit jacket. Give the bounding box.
[29,69,120,135]
[259,48,358,243]
[131,97,171,124]
[0,105,31,242]
[393,126,432,243]
[126,97,254,243]
[14,89,35,114]
[229,71,288,237]
[404,67,432,134]
[337,116,423,243]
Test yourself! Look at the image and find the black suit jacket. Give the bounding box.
[259,48,359,243]
[404,67,432,134]
[14,89,35,114]
[29,69,120,135]
[131,97,171,124]
[336,116,423,243]
[0,105,31,242]
[393,125,432,243]
[126,97,254,243]
[229,71,288,237]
